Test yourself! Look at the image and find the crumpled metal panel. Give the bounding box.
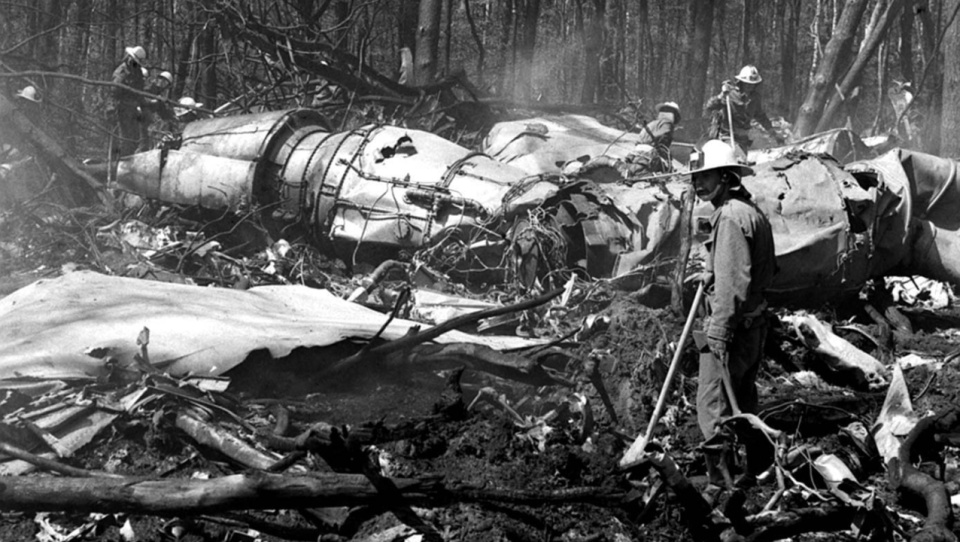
[483,115,646,175]
[116,149,256,211]
[304,125,533,253]
[747,128,873,165]
[0,271,545,380]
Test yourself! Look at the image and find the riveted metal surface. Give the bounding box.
[116,149,256,211]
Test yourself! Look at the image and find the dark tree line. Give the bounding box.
[1,0,960,157]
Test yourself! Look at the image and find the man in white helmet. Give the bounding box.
[705,65,783,153]
[689,139,776,490]
[635,101,681,172]
[142,71,175,147]
[111,45,147,155]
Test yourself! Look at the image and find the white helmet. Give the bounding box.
[158,71,173,84]
[689,140,752,177]
[15,85,41,103]
[657,101,681,123]
[175,96,204,117]
[735,65,762,84]
[125,45,147,64]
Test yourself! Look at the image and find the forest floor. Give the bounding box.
[0,199,958,542]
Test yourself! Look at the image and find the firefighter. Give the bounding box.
[636,101,681,172]
[112,45,147,155]
[705,65,784,153]
[689,139,777,490]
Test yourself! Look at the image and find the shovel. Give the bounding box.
[620,282,705,468]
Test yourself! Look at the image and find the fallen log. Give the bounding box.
[175,409,280,471]
[0,93,108,205]
[887,416,957,542]
[744,506,861,542]
[0,473,624,515]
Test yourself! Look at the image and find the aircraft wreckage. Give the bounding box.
[115,109,960,302]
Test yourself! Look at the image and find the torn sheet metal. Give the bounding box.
[411,289,501,324]
[0,272,543,381]
[780,312,887,390]
[848,148,960,286]
[482,115,647,175]
[747,128,872,165]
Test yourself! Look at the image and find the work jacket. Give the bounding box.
[704,189,776,342]
[637,113,675,149]
[705,82,774,147]
[112,61,144,111]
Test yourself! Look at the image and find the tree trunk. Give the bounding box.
[415,0,443,85]
[462,0,486,83]
[580,0,606,104]
[444,0,454,76]
[636,0,651,101]
[684,0,717,117]
[332,1,350,49]
[515,0,541,100]
[942,0,960,157]
[740,0,754,64]
[498,0,515,97]
[779,0,801,113]
[201,0,218,107]
[918,0,942,154]
[899,0,915,83]
[816,0,907,132]
[793,0,870,137]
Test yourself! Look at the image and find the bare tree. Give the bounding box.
[515,0,542,100]
[580,0,606,104]
[942,0,960,157]
[793,0,870,137]
[815,0,907,132]
[415,0,443,84]
[685,0,717,116]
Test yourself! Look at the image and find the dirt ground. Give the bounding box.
[0,205,958,542]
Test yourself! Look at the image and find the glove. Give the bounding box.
[707,336,729,360]
[685,271,712,285]
[721,81,735,94]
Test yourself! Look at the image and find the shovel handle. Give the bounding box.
[725,94,737,151]
[620,282,705,467]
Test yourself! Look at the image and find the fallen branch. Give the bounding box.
[387,342,566,387]
[744,506,859,542]
[322,287,564,375]
[887,416,956,542]
[175,409,280,471]
[0,93,109,205]
[0,472,625,514]
[0,439,123,479]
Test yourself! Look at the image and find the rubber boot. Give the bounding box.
[703,447,735,490]
[737,430,774,488]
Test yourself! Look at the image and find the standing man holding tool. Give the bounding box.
[690,139,776,490]
[705,65,784,155]
[111,45,147,155]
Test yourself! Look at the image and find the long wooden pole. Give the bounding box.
[620,282,705,468]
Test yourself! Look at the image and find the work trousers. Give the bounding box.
[697,316,767,440]
[697,315,772,475]
[116,104,142,156]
